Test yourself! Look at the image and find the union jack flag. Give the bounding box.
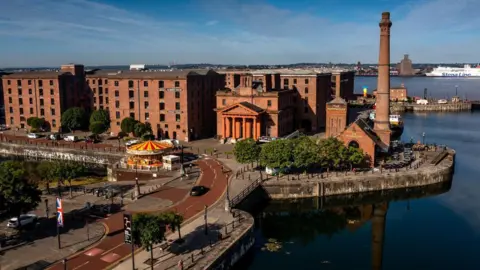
[56,197,64,227]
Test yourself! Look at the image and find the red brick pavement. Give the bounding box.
[47,158,228,270]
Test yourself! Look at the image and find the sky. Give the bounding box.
[0,0,479,67]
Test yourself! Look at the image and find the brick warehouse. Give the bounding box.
[216,69,355,140]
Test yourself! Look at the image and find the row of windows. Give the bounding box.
[87,79,181,88]
[6,88,55,96]
[283,78,310,85]
[7,97,55,106]
[6,79,54,86]
[9,117,57,127]
[9,107,56,116]
[113,112,181,122]
[122,90,180,99]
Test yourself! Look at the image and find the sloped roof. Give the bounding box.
[354,117,389,151]
[239,101,264,113]
[328,96,347,104]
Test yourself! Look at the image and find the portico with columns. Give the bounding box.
[218,102,264,141]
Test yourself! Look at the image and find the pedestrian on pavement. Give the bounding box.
[178,259,184,270]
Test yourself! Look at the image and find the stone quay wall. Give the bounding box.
[263,150,455,199]
[0,142,124,165]
[391,102,471,112]
[194,210,255,270]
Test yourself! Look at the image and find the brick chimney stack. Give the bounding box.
[374,12,392,146]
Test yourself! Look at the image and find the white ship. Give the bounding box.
[426,64,480,77]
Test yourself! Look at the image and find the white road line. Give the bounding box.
[72,261,89,270]
[100,243,124,256]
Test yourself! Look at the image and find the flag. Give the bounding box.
[56,197,64,227]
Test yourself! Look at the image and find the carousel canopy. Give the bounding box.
[126,140,174,156]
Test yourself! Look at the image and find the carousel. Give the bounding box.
[125,140,174,169]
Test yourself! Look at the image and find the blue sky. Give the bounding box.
[0,0,479,67]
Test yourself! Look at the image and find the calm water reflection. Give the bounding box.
[240,111,480,270]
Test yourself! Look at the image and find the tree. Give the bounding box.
[159,211,184,240]
[317,137,346,169]
[0,161,41,229]
[36,161,55,194]
[292,136,320,170]
[133,122,152,138]
[89,121,107,136]
[132,213,167,269]
[347,147,366,170]
[260,139,293,170]
[27,117,45,130]
[233,138,261,166]
[61,107,88,132]
[51,162,86,198]
[121,117,138,134]
[89,109,110,128]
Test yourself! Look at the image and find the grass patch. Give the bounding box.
[39,176,107,189]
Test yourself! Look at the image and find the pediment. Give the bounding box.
[222,105,256,115]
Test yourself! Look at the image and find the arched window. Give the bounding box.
[348,140,360,148]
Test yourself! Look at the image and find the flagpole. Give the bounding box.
[57,218,61,249]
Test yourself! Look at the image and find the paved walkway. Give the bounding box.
[46,157,229,270]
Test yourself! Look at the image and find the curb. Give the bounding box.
[105,157,230,270]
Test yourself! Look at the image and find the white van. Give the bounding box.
[437,99,448,104]
[64,135,79,142]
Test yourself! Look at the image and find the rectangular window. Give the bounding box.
[29,98,33,104]
[116,111,120,119]
[267,100,272,107]
[30,108,33,114]
[99,88,103,95]
[145,112,149,120]
[129,102,134,109]
[175,92,180,99]
[51,109,55,116]
[8,88,11,94]
[128,80,134,88]
[305,79,309,84]
[114,81,119,86]
[115,101,120,108]
[159,81,164,88]
[175,102,180,110]
[10,117,13,125]
[144,91,148,98]
[39,89,43,96]
[174,81,180,87]
[28,80,31,85]
[143,81,148,87]
[116,121,120,126]
[105,97,109,103]
[293,79,297,84]
[159,91,164,99]
[40,99,44,106]
[160,114,165,121]
[105,88,108,94]
[115,90,119,97]
[175,114,180,122]
[222,99,226,105]
[28,89,32,95]
[7,80,10,85]
[130,112,135,118]
[160,103,165,110]
[283,79,289,86]
[305,87,309,94]
[104,79,108,84]
[8,97,12,103]
[144,101,149,109]
[9,107,13,113]
[38,80,42,87]
[40,109,44,116]
[52,119,56,127]
[18,89,22,95]
[50,89,54,95]
[17,80,21,86]
[49,80,54,86]
[176,125,180,129]
[19,108,24,115]
[129,90,134,98]
[19,98,23,105]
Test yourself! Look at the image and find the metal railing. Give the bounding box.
[229,178,262,208]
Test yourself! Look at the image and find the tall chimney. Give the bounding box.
[374,12,392,146]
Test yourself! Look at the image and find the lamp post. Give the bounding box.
[204,205,208,235]
[45,199,49,218]
[135,160,140,199]
[422,132,426,145]
[455,85,458,97]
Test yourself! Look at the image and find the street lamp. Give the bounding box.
[422,132,426,145]
[455,85,458,96]
[135,160,140,199]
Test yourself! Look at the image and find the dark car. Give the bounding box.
[190,186,208,196]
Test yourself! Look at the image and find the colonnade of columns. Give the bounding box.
[222,115,261,140]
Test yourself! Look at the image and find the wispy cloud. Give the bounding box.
[0,0,479,67]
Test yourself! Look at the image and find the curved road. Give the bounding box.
[47,157,228,270]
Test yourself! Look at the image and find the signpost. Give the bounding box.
[56,197,64,249]
[124,213,135,270]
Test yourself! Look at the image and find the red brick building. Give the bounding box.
[1,64,88,131]
[372,84,408,101]
[86,69,224,141]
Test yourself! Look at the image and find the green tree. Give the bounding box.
[133,122,152,138]
[233,138,261,166]
[61,107,88,132]
[36,161,55,194]
[89,109,110,128]
[120,117,138,134]
[0,161,41,228]
[159,211,184,240]
[292,136,320,170]
[260,139,293,170]
[51,162,86,198]
[132,213,167,269]
[89,121,107,137]
[317,137,346,169]
[347,147,366,170]
[27,117,45,130]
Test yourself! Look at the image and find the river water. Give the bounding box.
[238,77,480,270]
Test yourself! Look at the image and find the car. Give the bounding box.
[126,139,141,147]
[48,133,61,140]
[27,133,41,139]
[7,214,38,228]
[190,186,208,196]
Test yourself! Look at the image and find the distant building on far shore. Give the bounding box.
[396,54,414,76]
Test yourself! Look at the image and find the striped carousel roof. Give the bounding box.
[126,140,174,155]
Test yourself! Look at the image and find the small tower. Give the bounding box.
[326,83,347,138]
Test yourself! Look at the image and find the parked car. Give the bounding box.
[125,139,141,147]
[7,214,38,228]
[190,186,208,196]
[64,135,79,142]
[48,133,61,140]
[27,133,41,139]
[416,99,429,105]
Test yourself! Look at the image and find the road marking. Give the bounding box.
[72,261,89,270]
[101,243,125,256]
